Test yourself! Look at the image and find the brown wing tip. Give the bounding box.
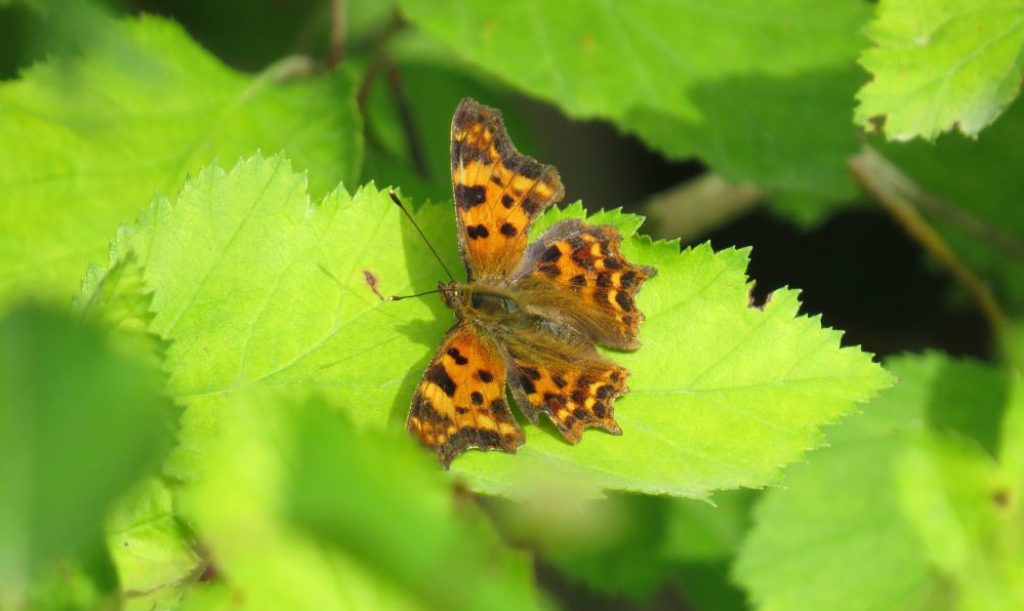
[435,429,526,468]
[559,415,623,445]
[453,97,500,135]
[410,412,525,467]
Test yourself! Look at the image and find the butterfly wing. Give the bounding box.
[451,98,564,283]
[407,320,525,466]
[499,321,628,444]
[512,218,657,350]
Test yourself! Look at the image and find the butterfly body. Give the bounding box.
[407,99,656,466]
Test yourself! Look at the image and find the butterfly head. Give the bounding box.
[440,281,521,322]
[439,281,464,313]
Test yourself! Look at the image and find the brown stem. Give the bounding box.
[849,146,1009,343]
[384,60,430,178]
[328,0,346,69]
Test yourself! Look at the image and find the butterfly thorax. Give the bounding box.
[439,281,521,321]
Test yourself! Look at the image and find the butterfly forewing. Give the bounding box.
[451,99,564,282]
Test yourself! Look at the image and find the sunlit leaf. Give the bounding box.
[0,16,361,309]
[84,153,892,499]
[856,0,1024,141]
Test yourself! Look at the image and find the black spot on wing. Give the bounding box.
[519,373,537,395]
[454,184,487,209]
[446,347,469,365]
[540,245,561,262]
[466,224,490,240]
[426,364,456,397]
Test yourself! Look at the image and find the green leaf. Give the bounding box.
[871,99,1024,315]
[485,489,753,601]
[0,305,174,603]
[287,395,549,611]
[455,241,891,498]
[178,582,235,611]
[999,371,1024,486]
[856,0,1024,141]
[895,432,1018,611]
[106,478,201,611]
[663,489,755,563]
[398,0,869,197]
[74,254,168,372]
[84,153,891,499]
[0,15,362,309]
[735,353,1022,611]
[674,562,751,611]
[22,556,114,611]
[180,392,546,611]
[505,494,678,600]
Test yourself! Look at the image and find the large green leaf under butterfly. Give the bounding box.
[83,154,892,498]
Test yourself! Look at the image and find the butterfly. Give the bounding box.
[407,98,656,466]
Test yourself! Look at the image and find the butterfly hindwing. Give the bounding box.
[501,325,628,444]
[451,98,564,282]
[407,320,525,466]
[513,218,657,350]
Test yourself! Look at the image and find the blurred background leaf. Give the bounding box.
[181,392,550,611]
[398,0,867,200]
[0,15,361,311]
[0,305,175,608]
[870,99,1024,316]
[735,353,1022,611]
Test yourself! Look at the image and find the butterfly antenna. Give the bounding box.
[387,288,443,302]
[389,189,457,282]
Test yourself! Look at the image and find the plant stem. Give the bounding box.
[328,0,346,69]
[849,146,1010,349]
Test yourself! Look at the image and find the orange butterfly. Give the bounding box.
[407,98,656,466]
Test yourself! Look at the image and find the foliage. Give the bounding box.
[735,354,1023,611]
[856,0,1024,141]
[0,1,1019,610]
[0,16,361,309]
